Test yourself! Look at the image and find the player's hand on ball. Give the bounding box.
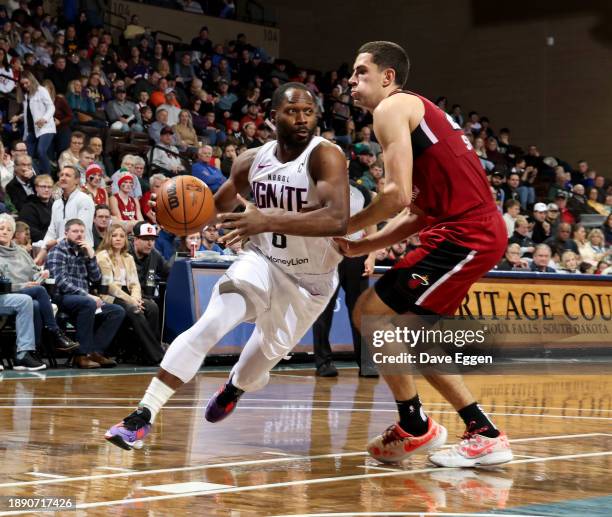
[218,194,268,246]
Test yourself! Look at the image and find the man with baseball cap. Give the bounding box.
[545,202,561,236]
[554,191,575,225]
[151,127,185,175]
[349,144,375,180]
[106,87,141,132]
[490,171,506,211]
[129,221,170,295]
[531,202,551,243]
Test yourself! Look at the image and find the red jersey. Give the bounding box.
[140,191,153,222]
[390,90,496,223]
[83,186,108,206]
[115,194,137,221]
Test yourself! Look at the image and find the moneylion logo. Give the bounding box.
[408,273,429,289]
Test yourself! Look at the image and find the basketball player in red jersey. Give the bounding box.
[335,41,513,467]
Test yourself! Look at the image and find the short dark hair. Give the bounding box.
[357,41,410,87]
[271,82,314,110]
[94,204,111,216]
[62,164,80,179]
[505,199,521,210]
[65,218,85,231]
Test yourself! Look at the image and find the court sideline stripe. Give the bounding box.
[58,451,612,512]
[0,432,605,490]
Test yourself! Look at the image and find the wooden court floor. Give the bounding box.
[0,365,610,516]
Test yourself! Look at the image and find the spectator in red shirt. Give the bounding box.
[140,173,167,225]
[555,191,575,225]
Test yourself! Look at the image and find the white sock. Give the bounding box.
[140,377,175,423]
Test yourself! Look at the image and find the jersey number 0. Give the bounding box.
[272,233,287,249]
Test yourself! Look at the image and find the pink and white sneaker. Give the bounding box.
[429,424,513,467]
[367,418,447,464]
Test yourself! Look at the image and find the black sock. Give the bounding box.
[396,395,429,436]
[458,402,500,438]
[217,381,244,406]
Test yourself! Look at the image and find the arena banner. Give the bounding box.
[163,262,612,356]
[456,276,612,350]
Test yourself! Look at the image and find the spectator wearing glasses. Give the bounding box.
[92,204,112,249]
[496,243,528,271]
[17,173,54,243]
[5,152,35,212]
[58,131,85,170]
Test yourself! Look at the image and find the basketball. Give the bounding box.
[156,176,215,236]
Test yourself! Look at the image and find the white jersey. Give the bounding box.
[248,136,342,283]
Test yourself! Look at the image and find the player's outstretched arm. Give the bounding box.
[213,148,259,214]
[347,95,417,234]
[336,206,426,257]
[218,143,349,244]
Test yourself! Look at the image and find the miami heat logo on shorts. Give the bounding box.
[408,273,429,290]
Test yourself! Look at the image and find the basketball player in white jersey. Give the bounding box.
[105,83,350,450]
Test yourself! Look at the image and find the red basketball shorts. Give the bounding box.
[374,209,507,316]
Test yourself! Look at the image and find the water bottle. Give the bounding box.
[144,269,156,297]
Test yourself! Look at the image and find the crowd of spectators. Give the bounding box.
[0,1,611,370]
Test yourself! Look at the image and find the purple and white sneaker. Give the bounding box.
[105,407,152,450]
[205,382,244,423]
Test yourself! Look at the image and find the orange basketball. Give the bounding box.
[156,176,215,236]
